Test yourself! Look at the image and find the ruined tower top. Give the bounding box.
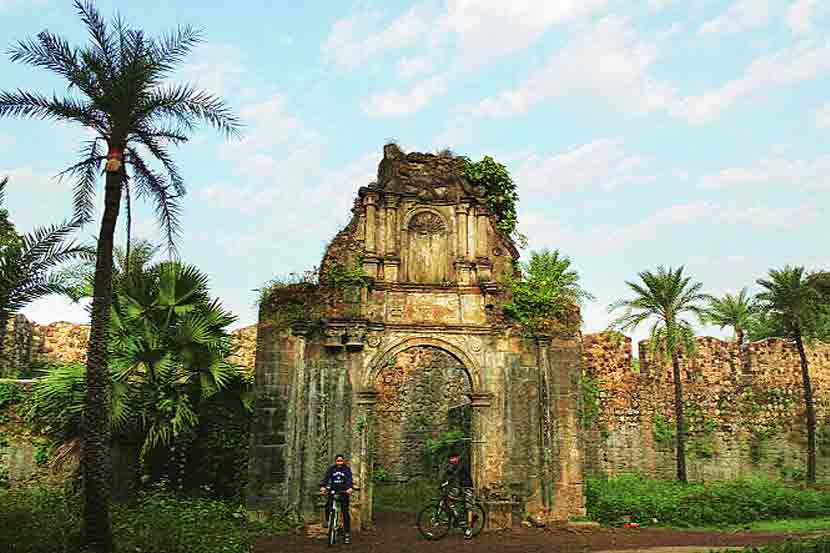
[323,143,518,290]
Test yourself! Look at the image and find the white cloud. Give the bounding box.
[180,43,246,96]
[786,0,828,34]
[361,76,447,117]
[321,4,433,70]
[698,0,774,35]
[816,103,830,128]
[323,0,609,73]
[0,133,14,148]
[465,16,674,118]
[509,138,657,195]
[716,202,821,228]
[670,39,830,123]
[701,152,830,189]
[396,55,433,79]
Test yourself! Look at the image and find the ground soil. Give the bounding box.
[255,510,824,553]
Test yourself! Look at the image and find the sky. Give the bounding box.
[1,0,829,346]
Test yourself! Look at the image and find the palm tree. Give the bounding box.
[756,266,824,485]
[0,177,93,371]
[608,266,708,482]
[705,288,756,346]
[0,3,240,550]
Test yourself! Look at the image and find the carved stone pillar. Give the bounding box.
[364,192,378,253]
[456,203,469,258]
[351,390,378,531]
[469,392,493,492]
[384,258,400,282]
[353,198,365,246]
[535,336,555,518]
[467,204,476,262]
[475,206,489,259]
[385,195,399,256]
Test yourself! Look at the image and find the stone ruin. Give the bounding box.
[246,144,586,530]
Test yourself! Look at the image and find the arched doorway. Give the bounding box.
[373,346,473,482]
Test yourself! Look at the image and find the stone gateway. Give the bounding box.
[246,144,586,531]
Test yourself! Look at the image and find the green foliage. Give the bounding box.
[705,288,757,343]
[653,414,675,447]
[502,249,593,335]
[0,178,93,354]
[579,374,601,430]
[756,266,829,340]
[586,474,830,527]
[423,430,467,478]
[373,479,437,513]
[750,427,778,464]
[0,380,24,410]
[0,484,296,553]
[372,465,390,483]
[461,155,526,246]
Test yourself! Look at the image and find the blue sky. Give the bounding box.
[2,0,828,345]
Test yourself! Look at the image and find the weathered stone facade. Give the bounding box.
[582,332,830,482]
[247,144,586,531]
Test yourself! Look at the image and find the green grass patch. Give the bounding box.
[373,479,439,513]
[0,484,297,553]
[587,474,830,528]
[714,536,830,553]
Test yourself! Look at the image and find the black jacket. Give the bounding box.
[320,464,353,491]
[443,461,473,488]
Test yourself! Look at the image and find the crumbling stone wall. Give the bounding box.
[582,332,830,482]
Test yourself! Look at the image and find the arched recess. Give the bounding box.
[402,208,452,284]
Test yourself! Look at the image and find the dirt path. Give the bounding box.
[255,511,821,553]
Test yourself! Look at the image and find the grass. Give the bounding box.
[587,474,830,528]
[0,483,298,553]
[713,536,830,553]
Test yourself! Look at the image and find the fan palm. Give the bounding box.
[705,288,756,346]
[756,266,824,484]
[0,3,240,548]
[0,177,93,372]
[608,266,708,482]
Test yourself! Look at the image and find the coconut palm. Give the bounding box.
[608,266,708,482]
[0,3,240,549]
[0,177,93,370]
[756,266,824,485]
[705,288,756,346]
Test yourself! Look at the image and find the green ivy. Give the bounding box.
[579,374,601,430]
[653,413,675,447]
[461,155,526,247]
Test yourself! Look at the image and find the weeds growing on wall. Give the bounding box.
[579,374,602,430]
[461,155,526,247]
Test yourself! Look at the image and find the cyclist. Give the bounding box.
[319,453,353,544]
[442,450,474,539]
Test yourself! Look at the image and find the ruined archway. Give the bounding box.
[373,345,473,482]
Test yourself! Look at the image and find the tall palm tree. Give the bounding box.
[0,177,93,371]
[608,266,708,482]
[757,266,824,485]
[705,288,756,346]
[0,3,240,550]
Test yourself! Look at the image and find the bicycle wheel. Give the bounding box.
[327,505,338,546]
[469,502,486,537]
[416,503,452,540]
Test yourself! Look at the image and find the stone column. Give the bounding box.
[456,203,469,258]
[350,389,378,531]
[385,195,399,255]
[469,392,493,492]
[467,205,476,262]
[534,337,555,519]
[475,206,489,259]
[353,198,365,246]
[364,192,378,254]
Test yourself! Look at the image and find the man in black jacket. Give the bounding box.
[320,454,353,543]
[442,451,475,539]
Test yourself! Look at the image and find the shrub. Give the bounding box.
[587,474,830,527]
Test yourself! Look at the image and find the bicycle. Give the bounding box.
[416,482,486,540]
[324,489,348,546]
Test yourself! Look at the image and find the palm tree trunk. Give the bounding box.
[82,169,122,553]
[124,184,131,276]
[794,331,817,485]
[736,328,744,346]
[672,351,688,483]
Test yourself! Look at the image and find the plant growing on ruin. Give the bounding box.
[461,155,527,247]
[756,266,825,485]
[502,249,593,336]
[0,177,93,367]
[608,265,708,483]
[704,288,757,346]
[0,2,241,547]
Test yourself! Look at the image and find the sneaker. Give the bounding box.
[344,534,351,544]
[464,528,473,539]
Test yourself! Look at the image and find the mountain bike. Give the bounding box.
[325,490,348,546]
[416,482,486,540]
